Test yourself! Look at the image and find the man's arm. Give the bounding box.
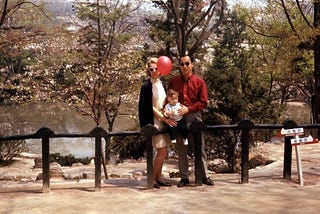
[187,79,208,112]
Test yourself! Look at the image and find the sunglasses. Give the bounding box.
[148,67,157,72]
[180,62,191,67]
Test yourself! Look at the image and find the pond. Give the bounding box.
[0,101,137,158]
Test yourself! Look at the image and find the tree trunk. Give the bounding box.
[314,2,320,126]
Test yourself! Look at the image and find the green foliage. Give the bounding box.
[239,0,315,109]
[204,9,283,171]
[106,131,146,162]
[205,9,281,124]
[204,129,239,172]
[148,0,226,59]
[49,153,92,166]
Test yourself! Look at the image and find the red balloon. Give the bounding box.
[157,56,172,76]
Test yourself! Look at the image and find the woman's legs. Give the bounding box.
[153,146,168,183]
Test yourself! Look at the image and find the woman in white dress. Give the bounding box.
[138,57,176,188]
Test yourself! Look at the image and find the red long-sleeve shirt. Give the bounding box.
[168,74,208,112]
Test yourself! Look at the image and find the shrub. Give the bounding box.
[106,135,146,163]
[49,153,92,166]
[0,140,26,166]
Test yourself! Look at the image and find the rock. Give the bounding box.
[50,162,64,177]
[249,155,273,169]
[72,162,83,167]
[132,170,146,180]
[234,158,241,172]
[109,173,121,178]
[1,175,16,181]
[35,173,43,181]
[122,174,132,179]
[208,159,231,173]
[34,158,42,168]
[188,167,195,177]
[63,174,82,182]
[82,172,95,179]
[35,158,85,169]
[20,152,41,159]
[35,162,64,180]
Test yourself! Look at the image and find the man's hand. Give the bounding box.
[177,105,188,115]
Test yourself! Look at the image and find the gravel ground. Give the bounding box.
[1,142,320,214]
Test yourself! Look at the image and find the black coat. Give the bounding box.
[138,79,167,128]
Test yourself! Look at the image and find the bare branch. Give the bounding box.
[280,0,300,38]
[246,24,285,38]
[295,0,313,28]
[0,0,9,27]
[1,0,53,30]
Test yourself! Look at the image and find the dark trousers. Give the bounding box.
[176,111,207,179]
[168,117,188,140]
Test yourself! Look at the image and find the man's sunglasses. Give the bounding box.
[180,62,191,67]
[149,68,157,72]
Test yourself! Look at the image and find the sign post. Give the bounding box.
[280,128,318,186]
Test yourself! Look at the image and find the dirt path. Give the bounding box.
[1,142,320,214]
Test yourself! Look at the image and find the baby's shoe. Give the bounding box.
[183,138,188,145]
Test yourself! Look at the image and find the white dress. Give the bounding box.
[151,78,170,149]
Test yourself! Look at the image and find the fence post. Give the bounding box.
[282,120,297,181]
[190,121,207,186]
[140,125,158,189]
[90,126,108,192]
[35,127,55,193]
[238,120,254,184]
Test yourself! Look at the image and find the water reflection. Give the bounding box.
[25,137,100,158]
[1,101,136,158]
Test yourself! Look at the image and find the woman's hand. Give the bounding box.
[163,117,177,127]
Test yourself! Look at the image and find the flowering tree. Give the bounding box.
[0,0,54,104]
[47,0,145,130]
[1,0,146,131]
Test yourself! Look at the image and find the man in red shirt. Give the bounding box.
[168,55,214,187]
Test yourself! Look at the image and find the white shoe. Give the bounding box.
[171,139,176,144]
[183,138,188,145]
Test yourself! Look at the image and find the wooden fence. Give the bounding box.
[1,119,320,193]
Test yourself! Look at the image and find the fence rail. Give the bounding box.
[1,120,320,193]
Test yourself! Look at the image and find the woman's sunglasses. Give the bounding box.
[149,67,157,72]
